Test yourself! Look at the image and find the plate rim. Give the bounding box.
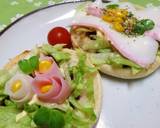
[0,0,85,36]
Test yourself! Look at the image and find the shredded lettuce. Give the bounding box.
[157,49,160,57]
[41,44,70,62]
[0,69,11,95]
[69,97,96,121]
[24,104,39,113]
[82,36,110,52]
[64,108,95,128]
[90,51,142,74]
[65,110,90,128]
[0,106,33,128]
[64,50,97,127]
[70,50,96,97]
[0,69,11,88]
[79,34,143,74]
[131,67,142,74]
[90,52,110,65]
[108,53,141,69]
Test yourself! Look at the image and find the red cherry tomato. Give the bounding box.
[47,27,72,48]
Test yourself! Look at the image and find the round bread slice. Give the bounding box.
[3,48,102,126]
[98,56,160,79]
[71,26,160,79]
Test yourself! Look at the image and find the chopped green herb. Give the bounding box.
[128,12,134,17]
[18,56,39,74]
[106,4,119,9]
[133,19,155,35]
[141,19,155,30]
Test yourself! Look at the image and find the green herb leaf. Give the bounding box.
[18,56,39,74]
[29,56,39,70]
[141,19,155,30]
[18,60,32,74]
[133,19,155,35]
[106,4,119,9]
[33,107,65,128]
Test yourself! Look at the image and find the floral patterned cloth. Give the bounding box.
[0,0,78,31]
[0,0,159,32]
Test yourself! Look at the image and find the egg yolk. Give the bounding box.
[11,80,22,93]
[39,60,52,73]
[40,84,52,93]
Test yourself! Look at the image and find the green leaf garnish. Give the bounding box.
[18,56,39,74]
[106,4,119,9]
[33,107,65,128]
[142,19,155,30]
[29,56,39,70]
[133,19,155,35]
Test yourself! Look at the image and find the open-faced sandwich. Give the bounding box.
[71,0,160,79]
[0,43,102,128]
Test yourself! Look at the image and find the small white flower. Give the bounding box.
[10,13,24,23]
[48,0,55,6]
[0,24,7,31]
[26,0,34,3]
[34,2,42,7]
[10,1,19,6]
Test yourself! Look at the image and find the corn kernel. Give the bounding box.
[11,80,22,93]
[121,9,128,16]
[113,17,124,23]
[113,22,124,32]
[115,11,125,18]
[102,15,114,22]
[40,85,52,93]
[39,60,52,73]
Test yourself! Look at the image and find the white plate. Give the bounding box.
[0,2,160,128]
